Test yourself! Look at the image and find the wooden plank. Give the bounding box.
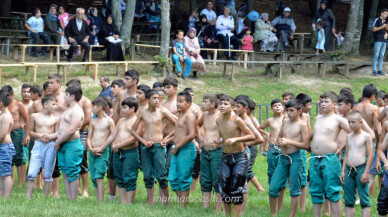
[33,66,37,83]
[0,67,2,84]
[223,63,227,78]
[21,46,26,63]
[93,64,98,81]
[56,48,60,63]
[213,50,217,66]
[243,53,248,69]
[63,66,67,83]
[231,64,236,82]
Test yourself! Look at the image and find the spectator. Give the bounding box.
[372,8,388,76]
[24,8,50,57]
[188,10,199,29]
[88,7,103,46]
[65,8,91,62]
[241,27,256,51]
[45,4,62,45]
[315,19,325,54]
[333,31,344,47]
[216,6,240,60]
[98,15,125,61]
[200,1,217,27]
[272,7,296,52]
[184,28,206,78]
[172,30,192,79]
[99,76,114,98]
[254,13,278,52]
[313,0,336,51]
[58,6,71,30]
[196,14,217,58]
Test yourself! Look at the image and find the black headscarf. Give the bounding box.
[319,0,328,14]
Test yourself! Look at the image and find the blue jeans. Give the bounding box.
[216,34,240,57]
[172,54,192,77]
[373,41,386,72]
[26,140,56,182]
[0,143,15,177]
[29,32,50,53]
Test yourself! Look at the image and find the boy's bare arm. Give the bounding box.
[339,116,352,134]
[279,123,309,150]
[54,111,83,150]
[340,136,349,184]
[197,113,204,127]
[244,121,264,146]
[82,99,92,129]
[113,93,123,124]
[378,107,387,122]
[374,108,382,135]
[19,103,30,145]
[225,119,255,145]
[361,119,376,140]
[103,120,120,150]
[361,134,374,184]
[86,123,96,154]
[377,135,388,170]
[258,119,270,137]
[99,119,116,151]
[130,112,147,145]
[174,114,196,151]
[162,107,178,124]
[28,115,38,140]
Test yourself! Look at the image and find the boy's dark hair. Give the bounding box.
[137,84,151,94]
[248,100,256,111]
[177,92,192,103]
[41,94,57,106]
[43,81,49,91]
[145,89,159,99]
[220,95,235,106]
[204,93,220,107]
[235,95,250,107]
[65,86,82,102]
[337,92,355,108]
[111,79,125,88]
[124,70,140,84]
[48,74,62,83]
[1,85,13,95]
[100,97,112,109]
[30,84,42,97]
[340,87,353,95]
[22,83,31,90]
[92,98,108,110]
[66,79,81,88]
[362,84,377,98]
[152,81,163,89]
[177,29,184,35]
[122,97,138,112]
[296,93,311,106]
[320,92,337,103]
[32,8,40,16]
[271,98,282,107]
[162,77,178,88]
[285,98,302,110]
[0,90,11,107]
[183,88,194,94]
[282,92,294,99]
[377,90,386,99]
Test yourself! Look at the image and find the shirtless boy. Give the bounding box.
[1,85,29,187]
[115,70,139,124]
[86,98,115,201]
[165,92,197,207]
[340,111,373,217]
[377,128,388,217]
[268,99,309,217]
[66,79,92,197]
[216,95,255,217]
[258,98,285,210]
[26,95,60,199]
[0,90,15,198]
[197,93,222,211]
[353,84,381,195]
[29,84,43,114]
[162,77,179,172]
[310,92,352,217]
[103,97,139,204]
[130,89,177,205]
[54,86,85,200]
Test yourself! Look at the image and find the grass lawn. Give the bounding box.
[0,63,385,216]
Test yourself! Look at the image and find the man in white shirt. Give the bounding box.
[200,1,217,26]
[216,6,240,60]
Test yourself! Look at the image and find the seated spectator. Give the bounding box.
[24,8,50,57]
[188,10,199,29]
[172,30,192,79]
[98,15,125,61]
[45,4,62,45]
[254,13,278,52]
[196,14,217,58]
[184,28,206,78]
[272,7,296,52]
[58,6,71,30]
[99,76,114,98]
[65,8,91,62]
[200,0,217,36]
[88,7,103,46]
[216,6,240,60]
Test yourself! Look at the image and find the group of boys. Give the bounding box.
[0,72,388,217]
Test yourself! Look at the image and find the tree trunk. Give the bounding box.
[366,0,379,37]
[316,0,321,10]
[160,0,171,58]
[112,0,122,30]
[351,0,364,54]
[246,0,253,27]
[342,0,360,53]
[190,0,196,11]
[121,0,136,44]
[0,0,12,17]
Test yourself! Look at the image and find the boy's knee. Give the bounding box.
[290,189,301,197]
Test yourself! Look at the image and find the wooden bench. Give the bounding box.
[0,63,37,83]
[0,36,30,55]
[275,32,312,54]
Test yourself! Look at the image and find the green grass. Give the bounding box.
[0,63,385,216]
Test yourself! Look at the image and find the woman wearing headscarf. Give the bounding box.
[254,13,278,52]
[98,15,125,61]
[88,7,103,46]
[183,28,206,78]
[313,0,336,51]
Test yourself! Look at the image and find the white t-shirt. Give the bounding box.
[200,9,217,21]
[27,16,44,32]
